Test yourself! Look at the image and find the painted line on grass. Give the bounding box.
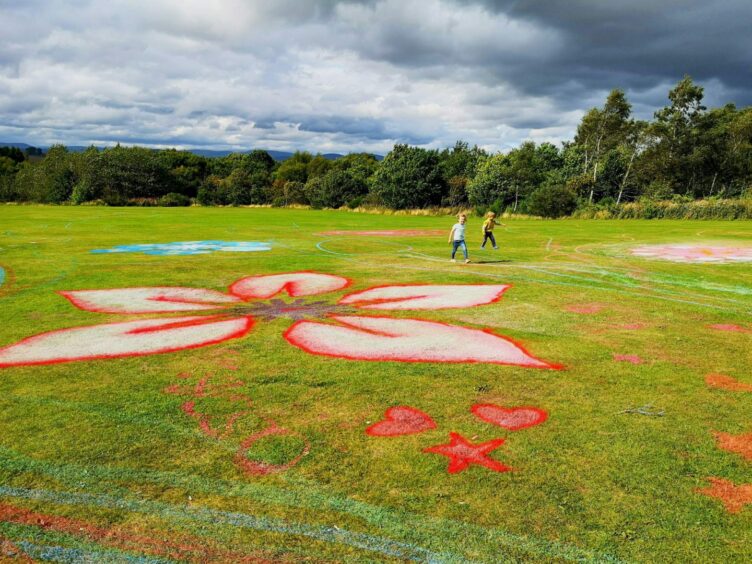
[397,251,752,314]
[0,486,450,563]
[316,238,413,256]
[312,235,752,312]
[12,541,171,564]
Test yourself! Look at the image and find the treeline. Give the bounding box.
[1,76,750,218]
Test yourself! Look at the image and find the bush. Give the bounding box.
[527,185,578,218]
[101,189,127,206]
[158,192,191,206]
[642,179,673,200]
[125,198,158,207]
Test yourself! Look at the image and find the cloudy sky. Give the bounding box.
[1,0,749,154]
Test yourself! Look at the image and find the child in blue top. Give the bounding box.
[448,213,470,263]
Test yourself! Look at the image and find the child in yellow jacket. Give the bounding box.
[480,211,505,249]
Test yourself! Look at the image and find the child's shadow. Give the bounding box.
[474,259,512,264]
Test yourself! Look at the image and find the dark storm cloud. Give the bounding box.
[454,1,752,103]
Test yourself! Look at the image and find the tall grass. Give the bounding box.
[572,198,752,220]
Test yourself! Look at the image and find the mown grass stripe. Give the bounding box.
[0,448,622,562]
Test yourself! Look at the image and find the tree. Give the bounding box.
[650,75,706,194]
[0,147,25,164]
[307,155,333,179]
[331,153,379,186]
[615,120,649,204]
[274,152,312,184]
[305,169,367,208]
[0,156,18,201]
[371,145,445,209]
[466,154,509,208]
[574,89,633,202]
[439,141,487,206]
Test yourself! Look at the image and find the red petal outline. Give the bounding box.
[229,271,352,300]
[283,315,562,369]
[0,315,254,368]
[339,283,511,310]
[59,287,240,314]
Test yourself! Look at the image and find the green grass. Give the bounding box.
[0,206,751,562]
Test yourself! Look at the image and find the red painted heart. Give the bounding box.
[366,406,437,436]
[471,404,548,431]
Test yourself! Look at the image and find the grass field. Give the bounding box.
[0,206,750,562]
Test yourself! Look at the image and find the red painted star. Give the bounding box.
[423,432,511,474]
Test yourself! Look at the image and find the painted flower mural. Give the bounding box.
[0,272,560,369]
[630,244,752,263]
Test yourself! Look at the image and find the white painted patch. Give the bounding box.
[339,285,510,310]
[0,316,252,367]
[631,244,752,263]
[230,272,350,299]
[285,315,555,368]
[60,288,241,313]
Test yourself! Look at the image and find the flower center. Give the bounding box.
[228,298,355,321]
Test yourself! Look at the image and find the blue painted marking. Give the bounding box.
[0,267,5,288]
[12,541,170,563]
[91,241,271,256]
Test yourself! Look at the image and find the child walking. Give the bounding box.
[449,213,470,263]
[480,211,505,250]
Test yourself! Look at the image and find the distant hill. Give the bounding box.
[0,142,36,150]
[0,142,382,161]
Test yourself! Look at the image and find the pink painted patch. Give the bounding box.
[471,404,548,431]
[320,230,445,237]
[0,316,253,367]
[340,284,510,310]
[284,315,560,368]
[613,354,644,365]
[616,323,645,330]
[230,272,351,299]
[366,406,436,436]
[631,244,752,263]
[706,373,752,392]
[709,323,751,334]
[564,303,605,314]
[423,432,511,474]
